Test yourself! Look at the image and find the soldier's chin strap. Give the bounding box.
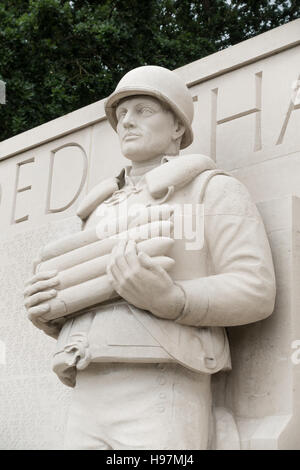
[77,154,217,221]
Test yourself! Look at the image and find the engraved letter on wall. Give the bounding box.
[276,74,300,145]
[11,158,35,224]
[210,72,262,160]
[46,143,88,214]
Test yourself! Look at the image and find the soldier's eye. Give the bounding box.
[136,105,153,116]
[117,109,127,120]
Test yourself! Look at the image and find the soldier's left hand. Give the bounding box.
[23,270,64,339]
[107,239,185,320]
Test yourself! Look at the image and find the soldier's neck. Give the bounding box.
[129,155,163,177]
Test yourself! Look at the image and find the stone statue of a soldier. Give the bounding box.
[24,65,276,450]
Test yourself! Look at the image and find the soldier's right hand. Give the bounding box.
[23,270,63,339]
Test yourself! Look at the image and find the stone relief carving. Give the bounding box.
[11,157,35,224]
[210,71,262,158]
[46,143,88,214]
[23,65,276,450]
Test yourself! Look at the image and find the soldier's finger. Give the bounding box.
[138,252,160,272]
[109,245,122,274]
[24,277,60,298]
[25,270,58,287]
[124,239,139,269]
[106,266,114,284]
[24,290,57,308]
[32,258,42,274]
[115,239,128,256]
[106,265,120,291]
[108,261,124,286]
[113,240,130,272]
[27,303,50,319]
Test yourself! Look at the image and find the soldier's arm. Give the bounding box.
[175,175,276,327]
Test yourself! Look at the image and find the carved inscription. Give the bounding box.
[11,158,35,224]
[276,74,300,145]
[46,143,88,214]
[3,72,300,228]
[210,72,262,160]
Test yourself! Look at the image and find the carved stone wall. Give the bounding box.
[0,19,299,449]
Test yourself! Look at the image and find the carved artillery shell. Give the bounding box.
[38,221,173,272]
[41,255,175,321]
[56,237,174,290]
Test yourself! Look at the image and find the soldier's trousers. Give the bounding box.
[63,362,212,450]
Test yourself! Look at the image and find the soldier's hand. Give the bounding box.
[107,239,185,320]
[23,271,64,339]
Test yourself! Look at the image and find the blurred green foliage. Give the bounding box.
[0,0,299,141]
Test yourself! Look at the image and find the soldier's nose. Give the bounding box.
[123,111,135,128]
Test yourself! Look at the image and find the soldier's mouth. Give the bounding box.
[123,133,141,141]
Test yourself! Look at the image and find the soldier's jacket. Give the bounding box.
[52,154,276,387]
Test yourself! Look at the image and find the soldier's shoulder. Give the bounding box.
[204,172,250,197]
[76,176,120,221]
[202,173,260,218]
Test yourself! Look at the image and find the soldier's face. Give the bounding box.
[116,96,177,162]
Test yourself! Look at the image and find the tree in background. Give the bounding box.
[0,0,299,141]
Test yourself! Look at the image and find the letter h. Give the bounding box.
[210,71,262,160]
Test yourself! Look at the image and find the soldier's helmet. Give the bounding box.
[105,65,194,149]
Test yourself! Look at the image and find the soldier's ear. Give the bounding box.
[171,118,185,142]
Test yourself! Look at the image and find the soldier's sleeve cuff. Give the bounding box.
[174,279,209,326]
